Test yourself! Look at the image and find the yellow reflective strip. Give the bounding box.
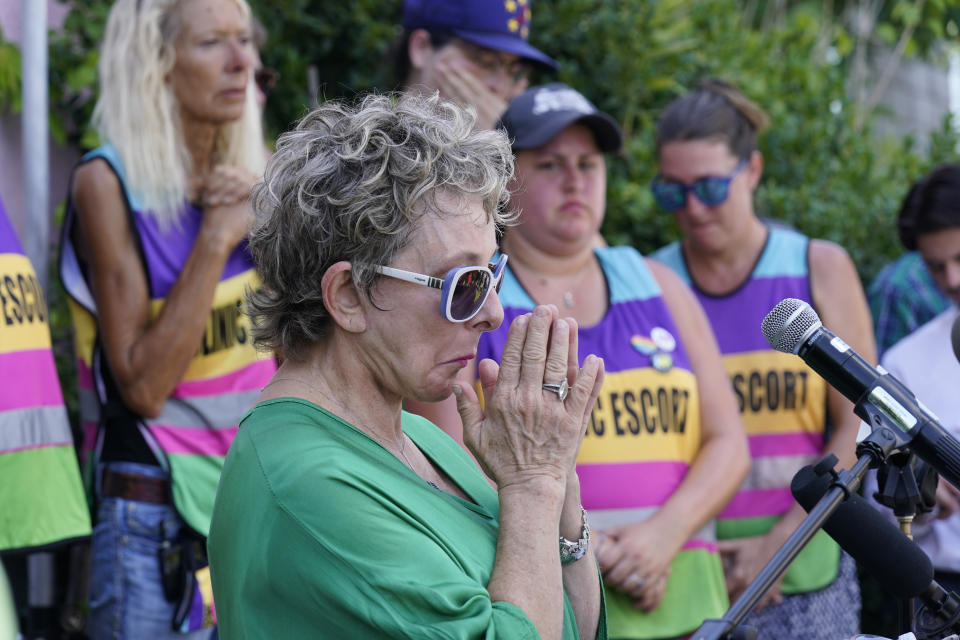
[66,298,97,367]
[576,367,701,464]
[0,254,52,353]
[147,269,272,381]
[722,350,826,435]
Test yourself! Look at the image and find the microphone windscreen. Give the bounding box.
[790,465,933,598]
[761,298,821,354]
[951,313,960,365]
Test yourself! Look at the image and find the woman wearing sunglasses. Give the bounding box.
[412,82,750,640]
[207,93,608,639]
[651,80,874,639]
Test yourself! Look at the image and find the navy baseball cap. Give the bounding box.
[499,83,623,152]
[402,0,557,71]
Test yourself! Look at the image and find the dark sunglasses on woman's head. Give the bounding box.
[374,254,508,323]
[651,159,748,212]
[255,68,280,96]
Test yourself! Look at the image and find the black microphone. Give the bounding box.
[792,465,960,632]
[763,298,960,490]
[790,465,932,598]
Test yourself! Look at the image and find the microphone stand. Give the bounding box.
[692,413,905,640]
[874,451,939,637]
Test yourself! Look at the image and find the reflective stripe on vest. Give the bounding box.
[0,406,74,452]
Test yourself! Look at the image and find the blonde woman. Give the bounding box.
[58,0,274,637]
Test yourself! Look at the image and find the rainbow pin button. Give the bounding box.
[630,335,658,355]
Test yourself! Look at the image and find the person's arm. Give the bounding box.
[808,239,877,471]
[71,159,254,417]
[721,240,876,605]
[415,313,603,637]
[597,260,749,611]
[559,473,603,639]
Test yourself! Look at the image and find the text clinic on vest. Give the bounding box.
[587,387,690,437]
[201,297,248,356]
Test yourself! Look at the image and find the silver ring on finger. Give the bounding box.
[627,571,645,589]
[542,379,569,402]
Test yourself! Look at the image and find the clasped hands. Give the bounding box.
[454,305,604,493]
[198,164,259,251]
[719,532,787,610]
[594,522,678,613]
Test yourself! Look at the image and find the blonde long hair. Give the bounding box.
[92,0,265,228]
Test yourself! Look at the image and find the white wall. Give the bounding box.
[871,45,959,155]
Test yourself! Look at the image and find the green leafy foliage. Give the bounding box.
[24,0,958,456]
[37,0,959,283]
[248,0,403,136]
[47,1,110,147]
[533,0,960,281]
[241,0,960,282]
[0,24,21,114]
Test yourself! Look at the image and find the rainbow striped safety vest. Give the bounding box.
[653,226,840,594]
[0,198,90,552]
[478,246,728,638]
[59,145,276,536]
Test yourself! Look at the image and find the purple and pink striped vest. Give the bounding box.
[59,145,276,536]
[478,246,727,639]
[653,226,840,594]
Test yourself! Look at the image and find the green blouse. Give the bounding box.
[208,398,607,639]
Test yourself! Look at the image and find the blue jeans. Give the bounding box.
[87,462,215,640]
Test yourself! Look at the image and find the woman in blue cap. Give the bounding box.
[412,82,750,640]
[396,0,556,130]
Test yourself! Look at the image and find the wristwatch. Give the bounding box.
[559,506,590,566]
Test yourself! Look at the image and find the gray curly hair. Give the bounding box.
[246,93,515,358]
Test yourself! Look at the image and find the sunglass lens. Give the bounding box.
[693,177,730,207]
[651,181,685,212]
[492,255,508,293]
[255,68,279,95]
[450,269,490,321]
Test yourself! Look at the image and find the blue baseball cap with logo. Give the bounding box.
[402,0,557,71]
[499,83,623,152]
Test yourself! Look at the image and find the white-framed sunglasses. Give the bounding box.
[374,254,508,323]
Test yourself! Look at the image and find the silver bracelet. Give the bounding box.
[559,506,590,566]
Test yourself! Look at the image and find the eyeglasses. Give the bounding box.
[454,41,533,85]
[374,254,508,323]
[254,67,279,96]
[651,160,747,212]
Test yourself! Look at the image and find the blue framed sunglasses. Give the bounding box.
[651,160,747,212]
[375,254,508,323]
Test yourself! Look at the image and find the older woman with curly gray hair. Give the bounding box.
[207,93,608,639]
